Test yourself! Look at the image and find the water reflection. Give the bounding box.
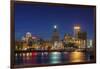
[15,52,94,66]
[50,52,61,64]
[70,52,85,62]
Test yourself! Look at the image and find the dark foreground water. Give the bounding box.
[15,52,94,65]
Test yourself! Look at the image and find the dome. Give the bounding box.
[26,32,31,35]
[26,32,32,38]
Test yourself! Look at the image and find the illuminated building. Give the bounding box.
[26,32,32,38]
[25,32,32,43]
[51,25,60,42]
[22,36,25,41]
[78,32,87,48]
[87,39,93,48]
[15,40,23,50]
[27,37,33,47]
[20,32,42,50]
[74,24,81,39]
[73,24,87,49]
[51,25,61,49]
[63,33,72,43]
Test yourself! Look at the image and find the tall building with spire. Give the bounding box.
[51,25,63,50]
[51,25,60,42]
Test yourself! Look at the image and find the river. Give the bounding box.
[15,51,94,66]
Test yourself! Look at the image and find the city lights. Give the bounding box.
[14,24,94,66]
[15,24,93,51]
[74,26,80,30]
[54,25,57,29]
[14,2,95,67]
[14,21,94,67]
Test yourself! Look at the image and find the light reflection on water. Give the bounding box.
[70,52,85,62]
[50,52,61,64]
[15,52,94,65]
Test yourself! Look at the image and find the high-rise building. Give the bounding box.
[51,25,61,49]
[78,32,87,40]
[74,24,81,39]
[51,25,60,42]
[78,32,87,48]
[73,24,87,48]
[87,39,93,48]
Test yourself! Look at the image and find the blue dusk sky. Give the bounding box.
[14,2,95,40]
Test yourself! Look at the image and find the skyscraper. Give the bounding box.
[73,24,87,48]
[51,25,60,42]
[78,32,87,48]
[74,24,81,39]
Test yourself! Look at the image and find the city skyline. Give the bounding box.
[15,3,95,40]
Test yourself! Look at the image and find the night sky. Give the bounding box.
[15,2,95,40]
